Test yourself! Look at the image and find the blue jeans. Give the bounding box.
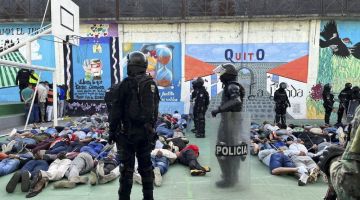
[0,158,20,176]
[260,143,272,150]
[21,160,49,177]
[156,126,174,138]
[151,156,169,175]
[25,103,40,123]
[14,138,37,152]
[269,152,295,173]
[80,142,104,158]
[46,141,68,154]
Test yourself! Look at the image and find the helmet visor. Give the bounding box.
[213,64,227,76]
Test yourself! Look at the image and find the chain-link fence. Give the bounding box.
[1,0,360,21]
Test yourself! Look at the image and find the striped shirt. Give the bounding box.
[47,89,54,105]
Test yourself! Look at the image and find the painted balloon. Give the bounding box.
[156,46,172,65]
[156,66,173,87]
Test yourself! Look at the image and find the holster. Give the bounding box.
[144,123,158,149]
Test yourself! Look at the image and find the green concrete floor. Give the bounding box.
[0,117,327,200]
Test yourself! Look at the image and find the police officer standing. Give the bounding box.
[109,51,160,200]
[211,63,245,188]
[322,83,335,125]
[190,80,199,133]
[337,83,352,124]
[273,82,291,126]
[192,77,209,138]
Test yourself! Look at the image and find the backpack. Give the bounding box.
[127,75,160,124]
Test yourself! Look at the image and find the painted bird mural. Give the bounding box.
[320,20,360,59]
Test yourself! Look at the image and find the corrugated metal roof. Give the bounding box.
[0,51,26,88]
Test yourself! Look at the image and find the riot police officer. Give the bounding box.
[109,51,160,200]
[211,63,245,188]
[190,80,199,133]
[273,82,291,126]
[351,86,360,103]
[193,77,209,138]
[337,83,352,124]
[322,83,335,125]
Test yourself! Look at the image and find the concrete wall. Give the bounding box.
[0,20,323,119]
[117,21,316,118]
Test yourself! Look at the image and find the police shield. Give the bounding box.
[211,111,251,190]
[347,100,360,123]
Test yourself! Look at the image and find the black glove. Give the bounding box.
[318,145,345,176]
[144,123,158,150]
[211,109,219,117]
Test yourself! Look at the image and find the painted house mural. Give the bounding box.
[185,43,309,119]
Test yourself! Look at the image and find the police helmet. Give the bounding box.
[345,82,352,89]
[195,77,204,86]
[127,51,148,68]
[279,82,287,89]
[214,63,238,76]
[324,83,332,89]
[323,83,332,92]
[353,86,360,93]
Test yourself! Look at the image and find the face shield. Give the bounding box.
[213,64,227,76]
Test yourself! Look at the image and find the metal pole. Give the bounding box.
[24,72,41,130]
[0,59,55,72]
[40,0,50,29]
[52,36,60,127]
[0,28,52,57]
[53,71,58,126]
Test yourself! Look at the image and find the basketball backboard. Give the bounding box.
[51,0,80,45]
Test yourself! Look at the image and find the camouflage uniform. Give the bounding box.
[329,107,360,200]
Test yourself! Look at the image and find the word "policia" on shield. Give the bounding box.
[215,144,247,157]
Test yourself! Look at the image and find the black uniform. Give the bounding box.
[337,83,352,124]
[16,69,30,102]
[211,63,245,188]
[109,51,160,200]
[352,87,360,102]
[104,83,120,114]
[190,82,199,133]
[322,84,335,125]
[193,78,210,138]
[274,82,291,126]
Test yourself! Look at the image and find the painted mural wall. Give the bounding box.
[185,43,309,119]
[307,20,360,120]
[64,24,120,115]
[0,24,55,102]
[122,43,183,113]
